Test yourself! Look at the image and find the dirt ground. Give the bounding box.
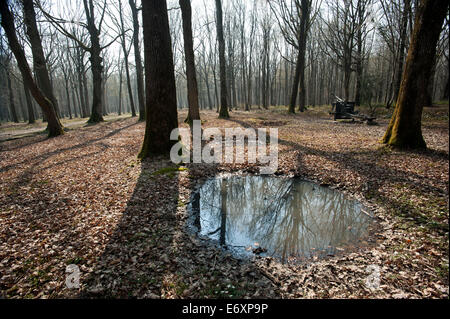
[0,105,448,299]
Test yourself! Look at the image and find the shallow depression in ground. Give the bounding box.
[189,175,374,263]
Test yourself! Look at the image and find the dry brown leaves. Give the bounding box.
[0,108,448,299]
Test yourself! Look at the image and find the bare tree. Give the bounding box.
[110,0,137,117]
[23,0,61,122]
[0,0,63,136]
[139,0,178,157]
[180,0,200,125]
[37,0,120,123]
[215,0,230,118]
[269,0,313,113]
[128,0,145,120]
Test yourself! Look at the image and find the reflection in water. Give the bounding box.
[194,176,373,262]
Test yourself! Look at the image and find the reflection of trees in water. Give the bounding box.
[198,176,371,262]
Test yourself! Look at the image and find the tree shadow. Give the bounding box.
[73,137,276,298]
[0,119,139,175]
[75,154,232,298]
[74,157,183,298]
[2,116,281,298]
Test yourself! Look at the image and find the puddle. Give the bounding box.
[188,175,374,263]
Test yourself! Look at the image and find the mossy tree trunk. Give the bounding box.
[139,0,178,158]
[381,0,448,149]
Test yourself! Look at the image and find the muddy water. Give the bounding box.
[189,175,373,263]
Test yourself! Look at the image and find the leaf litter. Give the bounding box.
[0,109,448,299]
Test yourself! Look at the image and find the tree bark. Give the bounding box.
[23,0,61,121]
[290,0,309,113]
[139,0,178,157]
[23,81,35,124]
[215,0,230,119]
[354,2,364,107]
[118,59,123,115]
[6,69,19,123]
[442,74,449,100]
[118,0,136,118]
[382,0,448,149]
[129,0,145,121]
[62,68,73,119]
[82,69,90,117]
[84,0,104,123]
[393,0,411,106]
[180,0,200,125]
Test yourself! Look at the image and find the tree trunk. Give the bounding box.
[289,55,300,113]
[117,0,136,118]
[382,0,447,149]
[139,0,178,157]
[124,53,136,117]
[246,56,253,111]
[84,0,104,123]
[83,67,90,117]
[290,0,309,113]
[23,0,61,125]
[23,81,35,124]
[6,70,19,123]
[75,46,88,117]
[215,0,230,119]
[180,0,200,125]
[393,0,411,106]
[262,25,268,110]
[0,0,63,136]
[118,60,123,115]
[70,76,79,118]
[129,0,145,121]
[63,70,72,119]
[442,73,449,100]
[355,21,363,106]
[343,60,352,102]
[17,83,27,122]
[204,69,213,110]
[422,53,436,107]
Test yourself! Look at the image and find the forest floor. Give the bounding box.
[0,104,448,299]
[0,114,131,142]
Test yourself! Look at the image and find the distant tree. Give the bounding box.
[381,0,448,149]
[5,59,19,123]
[215,0,230,118]
[128,0,145,121]
[269,0,312,113]
[37,0,118,123]
[138,0,178,157]
[179,0,200,125]
[22,81,35,124]
[379,0,413,108]
[110,0,137,117]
